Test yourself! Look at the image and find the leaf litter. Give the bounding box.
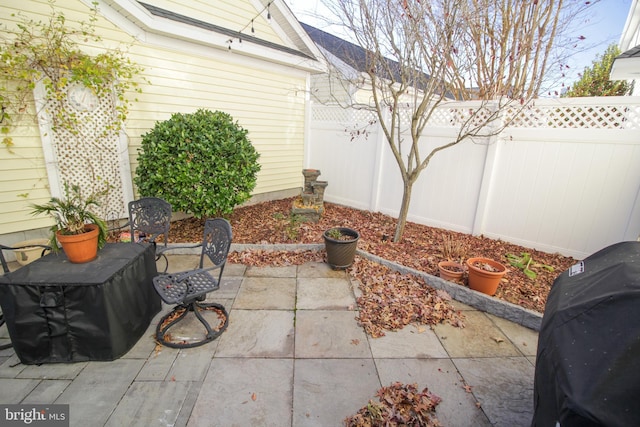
[166,198,576,314]
[344,382,442,427]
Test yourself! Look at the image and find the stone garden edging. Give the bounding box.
[165,242,543,331]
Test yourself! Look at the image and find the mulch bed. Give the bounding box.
[165,197,577,314]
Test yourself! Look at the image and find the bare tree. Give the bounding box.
[318,0,596,242]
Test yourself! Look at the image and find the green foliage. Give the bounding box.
[0,0,144,147]
[30,182,108,251]
[326,228,343,240]
[505,252,554,280]
[134,109,261,218]
[563,44,633,97]
[273,212,303,240]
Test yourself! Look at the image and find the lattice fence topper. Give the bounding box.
[312,99,640,131]
[43,82,125,220]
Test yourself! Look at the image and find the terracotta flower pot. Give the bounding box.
[466,257,507,296]
[55,224,100,263]
[438,261,465,282]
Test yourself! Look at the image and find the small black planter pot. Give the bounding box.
[323,227,360,269]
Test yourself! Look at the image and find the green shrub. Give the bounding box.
[134,109,261,217]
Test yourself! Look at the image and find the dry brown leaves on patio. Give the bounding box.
[350,257,465,338]
[224,251,464,337]
[227,249,324,266]
[345,382,442,427]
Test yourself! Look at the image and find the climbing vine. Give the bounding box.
[0,0,144,148]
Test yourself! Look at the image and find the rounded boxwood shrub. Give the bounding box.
[134,109,261,218]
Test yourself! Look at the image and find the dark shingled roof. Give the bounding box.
[617,45,640,60]
[301,22,436,91]
[300,22,372,74]
[138,2,315,60]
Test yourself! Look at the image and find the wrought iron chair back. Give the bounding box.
[128,197,172,247]
[152,218,232,348]
[123,197,172,271]
[0,243,50,274]
[200,218,233,271]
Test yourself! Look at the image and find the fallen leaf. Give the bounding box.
[351,339,360,345]
[251,393,257,401]
[345,382,442,426]
[161,198,576,317]
[492,336,504,343]
[463,384,473,393]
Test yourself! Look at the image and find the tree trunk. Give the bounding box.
[393,180,413,243]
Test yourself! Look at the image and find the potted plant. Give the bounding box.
[323,227,360,269]
[30,183,108,263]
[438,260,465,282]
[437,234,466,282]
[466,257,507,296]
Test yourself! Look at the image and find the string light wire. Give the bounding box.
[228,1,273,51]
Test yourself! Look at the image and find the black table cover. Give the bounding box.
[0,243,161,364]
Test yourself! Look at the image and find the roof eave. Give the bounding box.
[611,45,640,80]
[611,57,640,80]
[96,0,324,72]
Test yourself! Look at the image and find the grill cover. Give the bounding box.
[531,241,640,426]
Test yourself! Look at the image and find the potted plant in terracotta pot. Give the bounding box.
[466,257,507,296]
[30,183,108,264]
[438,260,465,282]
[437,234,466,282]
[323,227,360,269]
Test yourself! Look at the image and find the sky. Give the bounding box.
[285,0,633,96]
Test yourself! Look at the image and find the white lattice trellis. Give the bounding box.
[35,81,131,221]
[507,103,640,129]
[312,99,640,130]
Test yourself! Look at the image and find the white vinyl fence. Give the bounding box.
[306,96,640,259]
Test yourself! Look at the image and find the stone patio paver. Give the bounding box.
[214,309,295,358]
[295,310,370,358]
[488,313,539,357]
[296,277,356,310]
[233,277,296,309]
[55,359,145,427]
[189,358,293,427]
[104,380,192,427]
[433,310,522,358]
[293,358,381,426]
[453,357,535,427]
[375,358,493,427]
[0,259,541,427]
[368,324,449,358]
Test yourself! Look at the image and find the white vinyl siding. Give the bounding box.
[0,0,311,235]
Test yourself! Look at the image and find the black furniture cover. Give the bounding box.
[0,243,161,364]
[531,241,640,427]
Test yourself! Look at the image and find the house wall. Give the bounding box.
[620,0,640,95]
[307,97,640,259]
[0,0,309,241]
[142,0,284,45]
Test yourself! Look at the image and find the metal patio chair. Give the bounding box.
[112,197,173,271]
[152,218,232,348]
